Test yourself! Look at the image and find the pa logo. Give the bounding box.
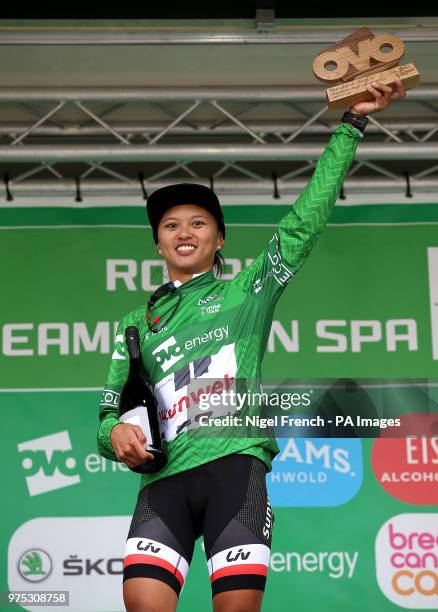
[18,549,52,583]
[152,336,184,373]
[18,431,80,496]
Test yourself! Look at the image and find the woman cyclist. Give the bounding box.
[97,81,405,612]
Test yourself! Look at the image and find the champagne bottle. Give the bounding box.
[118,326,167,473]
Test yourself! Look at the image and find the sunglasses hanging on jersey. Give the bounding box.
[146,280,182,334]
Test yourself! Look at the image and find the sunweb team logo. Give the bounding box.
[18,549,52,583]
[152,336,184,373]
[18,430,80,496]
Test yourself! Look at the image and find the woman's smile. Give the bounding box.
[175,242,197,255]
[157,203,224,282]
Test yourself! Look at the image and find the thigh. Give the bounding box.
[213,588,263,612]
[124,474,196,602]
[123,577,177,612]
[202,453,275,600]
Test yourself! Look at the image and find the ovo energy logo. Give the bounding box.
[313,27,404,83]
[376,513,438,608]
[18,431,80,496]
[152,336,184,373]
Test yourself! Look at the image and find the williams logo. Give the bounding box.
[18,431,80,496]
[268,438,363,507]
[152,336,184,373]
[18,549,52,583]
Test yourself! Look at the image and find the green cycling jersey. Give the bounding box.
[97,122,362,490]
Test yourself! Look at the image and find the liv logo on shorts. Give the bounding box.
[207,543,270,582]
[124,537,190,589]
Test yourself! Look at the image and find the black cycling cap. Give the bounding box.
[146,183,226,243]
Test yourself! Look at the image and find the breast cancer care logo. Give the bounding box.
[376,513,438,608]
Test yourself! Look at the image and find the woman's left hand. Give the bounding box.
[349,79,406,116]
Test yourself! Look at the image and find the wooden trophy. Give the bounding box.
[313,27,420,111]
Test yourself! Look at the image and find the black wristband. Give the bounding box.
[342,111,369,133]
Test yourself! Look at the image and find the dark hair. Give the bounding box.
[213,250,225,278]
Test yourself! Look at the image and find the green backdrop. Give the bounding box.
[1,202,438,611]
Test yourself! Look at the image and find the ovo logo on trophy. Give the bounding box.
[313,27,420,110]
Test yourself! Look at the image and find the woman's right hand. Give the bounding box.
[110,423,155,468]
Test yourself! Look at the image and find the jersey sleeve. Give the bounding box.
[97,311,137,461]
[233,123,362,303]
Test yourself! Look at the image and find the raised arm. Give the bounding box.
[233,122,361,303]
[233,80,406,303]
[277,122,361,275]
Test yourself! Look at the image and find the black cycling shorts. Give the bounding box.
[123,453,275,598]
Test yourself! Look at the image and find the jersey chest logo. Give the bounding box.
[152,336,184,373]
[153,342,237,443]
[151,325,230,374]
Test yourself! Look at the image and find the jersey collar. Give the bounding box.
[173,269,216,292]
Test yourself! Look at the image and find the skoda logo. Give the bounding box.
[18,549,53,583]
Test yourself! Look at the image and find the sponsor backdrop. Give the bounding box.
[1,202,438,611]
